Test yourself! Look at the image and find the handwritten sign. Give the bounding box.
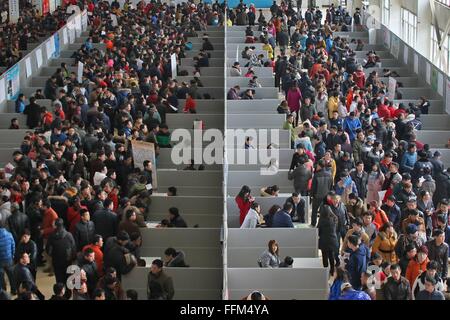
[131,140,157,189]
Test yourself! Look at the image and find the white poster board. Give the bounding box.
[387,77,397,101]
[77,61,84,83]
[403,46,408,65]
[383,29,391,49]
[46,40,54,58]
[170,53,177,79]
[426,62,431,84]
[131,140,157,189]
[369,28,377,45]
[25,57,32,78]
[0,77,6,103]
[414,54,418,74]
[75,14,82,37]
[36,48,43,68]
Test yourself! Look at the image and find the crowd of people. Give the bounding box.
[231,1,450,300]
[0,0,225,300]
[0,0,82,70]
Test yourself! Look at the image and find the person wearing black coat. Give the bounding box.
[73,209,96,252]
[13,151,32,179]
[23,97,41,129]
[26,199,44,266]
[285,193,306,223]
[103,231,136,279]
[433,170,450,207]
[13,252,35,292]
[46,219,76,284]
[382,264,411,300]
[318,198,340,275]
[7,206,30,244]
[168,207,188,228]
[91,199,118,240]
[77,248,98,296]
[14,231,37,279]
[201,38,214,51]
[350,162,369,201]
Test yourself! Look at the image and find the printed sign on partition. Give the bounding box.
[403,46,408,65]
[0,78,6,104]
[426,62,431,84]
[6,64,20,100]
[431,68,438,92]
[77,61,84,83]
[46,40,54,59]
[171,53,177,79]
[131,140,157,189]
[438,73,444,96]
[75,14,82,37]
[383,29,391,49]
[414,54,418,74]
[63,28,68,45]
[81,10,88,30]
[8,0,20,23]
[387,77,397,101]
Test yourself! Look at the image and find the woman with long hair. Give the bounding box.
[367,163,385,205]
[235,185,255,226]
[329,267,350,300]
[371,222,398,264]
[258,240,281,268]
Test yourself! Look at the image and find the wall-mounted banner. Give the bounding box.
[171,53,177,79]
[383,29,391,49]
[42,0,49,14]
[62,28,68,45]
[36,48,43,68]
[8,0,20,23]
[426,62,431,84]
[414,54,418,74]
[75,14,82,37]
[403,46,408,65]
[0,78,6,104]
[431,68,438,92]
[390,35,400,59]
[6,64,20,100]
[53,33,60,58]
[81,10,88,30]
[46,40,54,59]
[25,57,32,78]
[438,73,444,96]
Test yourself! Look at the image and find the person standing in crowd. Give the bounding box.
[147,259,174,300]
[382,264,411,300]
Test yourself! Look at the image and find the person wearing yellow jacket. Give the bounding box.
[327,92,339,119]
[262,41,274,60]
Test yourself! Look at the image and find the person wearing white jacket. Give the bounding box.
[241,203,263,229]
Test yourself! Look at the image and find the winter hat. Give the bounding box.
[406,224,418,234]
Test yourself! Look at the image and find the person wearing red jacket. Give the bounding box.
[235,186,255,225]
[83,235,104,277]
[369,200,389,231]
[67,197,88,234]
[41,199,59,239]
[183,93,197,113]
[353,67,366,89]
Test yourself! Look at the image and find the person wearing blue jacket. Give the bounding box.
[338,282,371,300]
[346,234,369,290]
[0,222,16,294]
[271,203,294,228]
[342,112,362,142]
[328,267,350,300]
[400,144,417,173]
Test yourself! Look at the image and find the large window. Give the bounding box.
[436,0,450,7]
[401,8,417,47]
[382,0,390,25]
[430,25,450,74]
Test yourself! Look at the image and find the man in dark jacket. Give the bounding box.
[77,247,98,296]
[288,155,312,196]
[13,151,32,179]
[349,161,368,201]
[73,209,95,252]
[92,199,118,240]
[13,252,35,293]
[14,230,37,279]
[25,198,44,266]
[164,248,189,267]
[46,219,76,284]
[395,223,424,260]
[7,205,30,244]
[272,203,295,228]
[346,235,369,290]
[23,97,41,129]
[147,259,175,300]
[285,193,306,223]
[168,207,188,228]
[201,38,214,51]
[103,231,136,279]
[382,264,411,300]
[426,229,449,281]
[311,160,333,227]
[381,195,402,233]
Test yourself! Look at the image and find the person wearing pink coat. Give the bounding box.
[287,84,303,122]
